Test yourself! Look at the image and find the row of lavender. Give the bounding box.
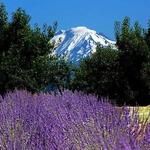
[0,90,149,150]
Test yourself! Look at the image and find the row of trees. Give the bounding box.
[0,3,70,95]
[0,3,149,105]
[70,17,150,105]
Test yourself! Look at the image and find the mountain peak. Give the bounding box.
[51,27,116,63]
[69,26,96,34]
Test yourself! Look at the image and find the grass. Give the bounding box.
[129,106,150,123]
[138,106,150,122]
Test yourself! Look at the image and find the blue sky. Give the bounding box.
[1,0,150,39]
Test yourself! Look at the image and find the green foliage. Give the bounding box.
[71,46,120,103]
[71,17,150,105]
[0,3,70,95]
[115,17,150,105]
[0,3,8,58]
[32,56,71,92]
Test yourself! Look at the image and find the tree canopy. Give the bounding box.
[0,3,70,95]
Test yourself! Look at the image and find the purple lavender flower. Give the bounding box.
[0,90,149,149]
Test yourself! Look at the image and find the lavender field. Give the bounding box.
[0,90,149,150]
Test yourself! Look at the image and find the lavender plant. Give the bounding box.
[0,90,149,150]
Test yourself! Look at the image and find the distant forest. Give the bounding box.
[0,3,150,105]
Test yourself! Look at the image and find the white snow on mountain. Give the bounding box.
[51,26,116,63]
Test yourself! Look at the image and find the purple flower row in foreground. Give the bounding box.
[0,90,149,150]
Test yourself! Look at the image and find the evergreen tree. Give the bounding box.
[0,3,8,52]
[115,17,150,105]
[0,3,70,95]
[0,3,8,95]
[71,46,120,103]
[145,20,150,47]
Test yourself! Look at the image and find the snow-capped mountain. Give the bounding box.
[51,26,116,63]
